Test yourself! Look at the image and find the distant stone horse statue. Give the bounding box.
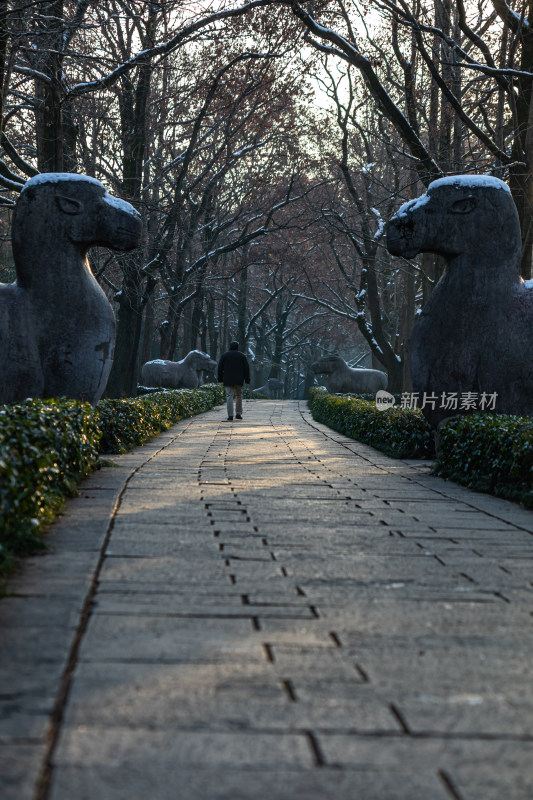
[253,378,284,398]
[312,355,388,394]
[0,173,141,405]
[141,350,217,389]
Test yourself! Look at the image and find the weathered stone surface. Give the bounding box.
[0,173,141,404]
[49,766,453,800]
[78,614,264,664]
[92,593,315,620]
[395,691,533,736]
[0,595,82,630]
[98,554,274,585]
[59,661,396,732]
[0,745,47,800]
[53,727,313,769]
[319,734,533,794]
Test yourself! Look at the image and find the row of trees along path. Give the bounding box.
[0,1,528,395]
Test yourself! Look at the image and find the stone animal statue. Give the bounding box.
[386,174,533,427]
[253,377,284,398]
[312,354,388,394]
[0,173,141,405]
[141,350,217,389]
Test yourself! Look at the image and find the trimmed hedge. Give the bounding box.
[308,388,533,506]
[0,398,100,570]
[308,387,435,459]
[139,385,262,399]
[98,384,225,453]
[0,384,225,575]
[435,412,533,507]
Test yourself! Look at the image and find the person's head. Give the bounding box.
[229,341,239,350]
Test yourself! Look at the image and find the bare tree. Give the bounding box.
[272,0,533,277]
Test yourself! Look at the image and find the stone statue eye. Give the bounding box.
[449,196,477,214]
[55,195,83,215]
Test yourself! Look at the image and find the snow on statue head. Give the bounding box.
[0,173,141,405]
[386,174,533,427]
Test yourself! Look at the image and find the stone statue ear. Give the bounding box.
[450,196,477,215]
[55,195,83,215]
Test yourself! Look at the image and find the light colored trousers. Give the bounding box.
[225,385,243,417]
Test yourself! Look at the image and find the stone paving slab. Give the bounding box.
[3,399,533,799]
[59,661,397,732]
[53,727,314,770]
[77,614,261,663]
[48,766,455,800]
[316,734,533,797]
[0,745,47,800]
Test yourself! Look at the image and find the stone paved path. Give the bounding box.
[2,399,533,799]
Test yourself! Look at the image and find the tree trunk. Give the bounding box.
[509,0,533,279]
[106,9,156,395]
[159,321,171,361]
[252,319,267,385]
[188,296,202,352]
[207,295,218,359]
[182,301,193,356]
[435,0,452,173]
[221,292,229,355]
[398,266,416,391]
[159,297,183,360]
[200,310,208,354]
[105,255,144,397]
[188,266,206,351]
[269,301,285,380]
[34,0,65,172]
[0,1,10,127]
[237,261,248,348]
[139,286,156,369]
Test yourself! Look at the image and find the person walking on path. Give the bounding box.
[217,340,250,420]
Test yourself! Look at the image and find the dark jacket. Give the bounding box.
[217,349,250,386]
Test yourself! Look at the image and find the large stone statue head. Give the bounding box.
[386,175,521,271]
[312,355,344,375]
[13,174,141,285]
[185,350,218,373]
